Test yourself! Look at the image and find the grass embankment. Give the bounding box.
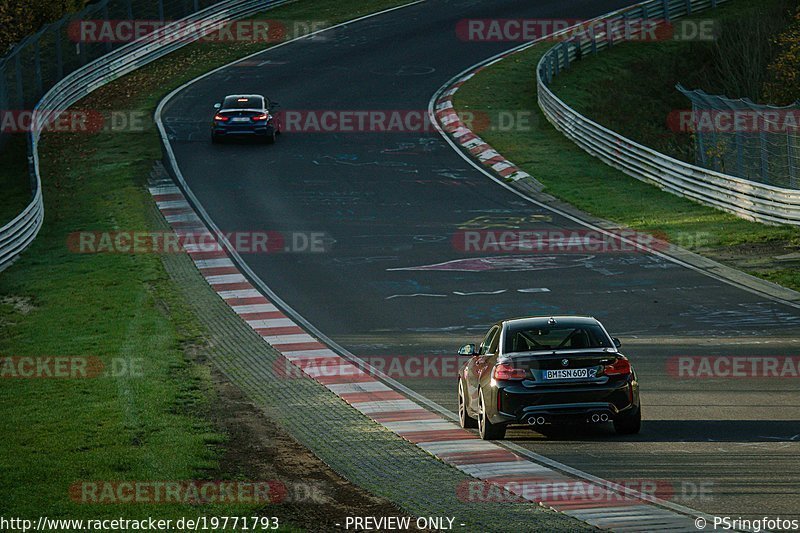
[454,0,800,291]
[0,0,410,523]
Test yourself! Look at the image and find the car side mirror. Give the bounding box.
[612,337,621,348]
[213,103,221,109]
[458,344,476,356]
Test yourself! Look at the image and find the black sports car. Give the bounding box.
[211,94,281,143]
[457,316,641,439]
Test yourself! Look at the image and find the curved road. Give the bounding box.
[160,0,800,522]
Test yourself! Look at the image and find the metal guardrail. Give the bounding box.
[537,0,800,226]
[0,0,290,272]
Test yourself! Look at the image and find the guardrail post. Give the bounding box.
[33,42,43,98]
[759,129,770,184]
[695,129,707,167]
[623,11,631,42]
[0,72,8,129]
[734,130,744,178]
[126,0,133,20]
[0,69,7,103]
[663,0,671,22]
[14,53,24,108]
[553,51,560,76]
[102,3,113,53]
[787,129,797,188]
[590,25,597,54]
[158,0,165,21]
[607,19,614,47]
[26,133,36,194]
[78,40,88,67]
[711,0,717,7]
[54,23,64,81]
[686,0,692,15]
[705,111,720,172]
[562,43,570,69]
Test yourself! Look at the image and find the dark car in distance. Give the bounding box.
[211,94,281,143]
[457,316,641,440]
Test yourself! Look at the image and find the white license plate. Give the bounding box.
[231,117,250,122]
[545,368,588,380]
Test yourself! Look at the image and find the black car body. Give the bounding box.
[457,316,641,439]
[211,94,281,143]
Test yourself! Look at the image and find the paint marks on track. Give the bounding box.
[387,255,592,272]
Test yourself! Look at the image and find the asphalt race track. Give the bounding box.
[160,0,800,521]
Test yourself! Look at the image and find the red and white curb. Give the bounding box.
[434,69,537,186]
[149,181,700,531]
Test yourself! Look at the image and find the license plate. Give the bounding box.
[545,368,588,380]
[231,117,250,122]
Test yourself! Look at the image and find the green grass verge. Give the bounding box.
[453,13,800,292]
[0,0,410,522]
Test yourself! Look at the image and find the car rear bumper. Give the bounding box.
[212,124,275,137]
[492,378,638,424]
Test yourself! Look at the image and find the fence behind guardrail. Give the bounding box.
[677,85,799,189]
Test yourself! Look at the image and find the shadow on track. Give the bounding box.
[503,420,800,443]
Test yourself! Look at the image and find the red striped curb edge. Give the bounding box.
[433,65,542,189]
[148,179,699,532]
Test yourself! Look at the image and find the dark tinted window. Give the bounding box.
[222,96,263,109]
[479,326,499,355]
[488,329,501,354]
[504,323,611,353]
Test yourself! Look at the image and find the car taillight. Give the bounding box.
[252,113,269,121]
[214,114,229,122]
[493,363,526,381]
[604,357,631,376]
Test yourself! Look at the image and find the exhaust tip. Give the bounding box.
[600,414,609,422]
[536,416,546,425]
[591,414,600,423]
[527,417,537,426]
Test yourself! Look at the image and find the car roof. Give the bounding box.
[502,316,600,328]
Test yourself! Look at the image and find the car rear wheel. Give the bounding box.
[478,390,506,440]
[614,407,641,435]
[211,134,219,144]
[265,129,277,144]
[458,379,477,429]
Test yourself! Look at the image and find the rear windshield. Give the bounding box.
[222,96,263,109]
[504,324,612,353]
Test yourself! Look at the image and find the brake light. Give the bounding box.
[252,113,269,121]
[214,114,229,122]
[604,357,631,376]
[493,363,526,380]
